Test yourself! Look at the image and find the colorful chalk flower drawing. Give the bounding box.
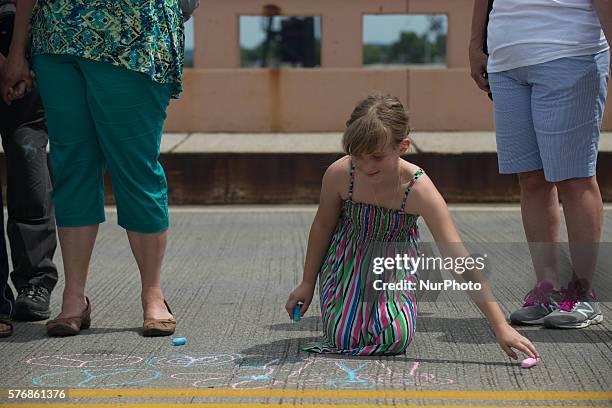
[146,353,241,368]
[27,354,144,368]
[32,368,161,388]
[26,352,455,389]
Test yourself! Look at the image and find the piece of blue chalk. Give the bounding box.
[293,304,302,322]
[172,337,186,346]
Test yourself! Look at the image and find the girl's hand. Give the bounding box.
[285,280,316,319]
[1,53,33,104]
[469,45,490,93]
[492,322,539,360]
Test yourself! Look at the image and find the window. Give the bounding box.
[240,15,321,68]
[363,15,447,67]
[184,18,195,67]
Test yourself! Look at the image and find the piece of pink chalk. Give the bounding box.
[521,357,540,369]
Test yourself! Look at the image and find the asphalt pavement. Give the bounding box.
[1,205,611,407]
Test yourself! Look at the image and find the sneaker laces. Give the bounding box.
[523,281,554,307]
[559,292,580,312]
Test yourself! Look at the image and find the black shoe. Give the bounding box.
[14,285,51,321]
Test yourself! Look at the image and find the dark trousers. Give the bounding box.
[0,13,58,316]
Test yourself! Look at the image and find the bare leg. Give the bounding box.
[556,176,602,287]
[126,230,173,320]
[55,225,98,318]
[518,170,561,287]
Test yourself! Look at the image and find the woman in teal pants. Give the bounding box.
[1,0,184,337]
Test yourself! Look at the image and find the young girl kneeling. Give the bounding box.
[286,94,539,360]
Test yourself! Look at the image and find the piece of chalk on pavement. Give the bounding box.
[521,357,540,369]
[293,304,302,322]
[172,337,187,346]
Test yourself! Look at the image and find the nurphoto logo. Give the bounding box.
[371,253,486,292]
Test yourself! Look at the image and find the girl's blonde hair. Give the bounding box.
[342,93,409,155]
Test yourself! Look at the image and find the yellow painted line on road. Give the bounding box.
[62,389,612,401]
[1,405,612,408]
[2,390,611,407]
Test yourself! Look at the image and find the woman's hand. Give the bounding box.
[469,45,490,94]
[492,322,539,360]
[1,52,33,104]
[285,280,316,319]
[1,0,38,104]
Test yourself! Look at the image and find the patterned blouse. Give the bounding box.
[30,0,184,98]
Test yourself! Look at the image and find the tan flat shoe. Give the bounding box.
[46,296,91,337]
[142,299,176,337]
[0,314,13,338]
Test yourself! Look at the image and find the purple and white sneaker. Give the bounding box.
[544,279,603,329]
[509,281,562,325]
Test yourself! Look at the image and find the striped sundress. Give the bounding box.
[303,161,424,356]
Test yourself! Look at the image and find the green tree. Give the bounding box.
[389,31,426,63]
[363,18,447,66]
[364,44,389,65]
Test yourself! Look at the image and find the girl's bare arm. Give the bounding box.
[302,161,344,284]
[285,159,344,316]
[412,176,539,359]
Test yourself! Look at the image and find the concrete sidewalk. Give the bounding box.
[158,132,612,153]
[2,133,612,204]
[154,132,612,204]
[5,132,609,154]
[0,205,611,406]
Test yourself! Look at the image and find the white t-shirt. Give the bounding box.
[487,0,609,73]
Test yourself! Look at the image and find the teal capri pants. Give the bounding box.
[32,54,171,233]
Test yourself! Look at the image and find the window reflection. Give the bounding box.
[363,15,447,67]
[240,15,321,68]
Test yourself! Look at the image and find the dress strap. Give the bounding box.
[400,168,424,211]
[348,160,356,201]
